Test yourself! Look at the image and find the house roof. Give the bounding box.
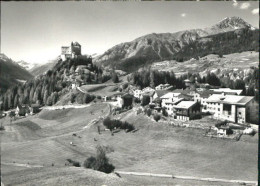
[142,87,155,93]
[164,98,184,105]
[184,79,191,83]
[207,94,254,105]
[196,90,214,98]
[237,96,254,104]
[207,94,225,102]
[223,95,254,105]
[160,92,181,99]
[173,101,197,109]
[122,93,133,98]
[155,90,170,98]
[142,91,155,97]
[17,104,30,110]
[210,88,243,95]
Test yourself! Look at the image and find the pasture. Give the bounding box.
[0,103,258,185]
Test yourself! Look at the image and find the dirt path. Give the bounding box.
[42,103,92,110]
[115,171,257,185]
[1,162,43,168]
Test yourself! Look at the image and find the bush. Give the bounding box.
[162,108,168,117]
[146,109,152,117]
[153,114,161,122]
[103,117,135,132]
[83,156,96,169]
[191,114,201,120]
[84,146,115,174]
[141,95,150,106]
[134,97,141,104]
[67,159,81,167]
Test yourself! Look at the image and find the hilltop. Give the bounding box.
[94,17,258,72]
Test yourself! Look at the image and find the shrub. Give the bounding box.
[136,108,142,115]
[146,109,152,116]
[70,94,76,103]
[141,95,150,106]
[67,159,81,167]
[83,156,96,169]
[162,108,168,117]
[103,117,135,132]
[0,126,5,131]
[84,146,115,173]
[191,114,201,120]
[134,97,140,104]
[153,114,161,122]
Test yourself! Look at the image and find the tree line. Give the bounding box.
[128,67,259,100]
[0,57,113,111]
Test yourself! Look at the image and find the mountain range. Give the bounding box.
[0,53,33,93]
[94,17,258,72]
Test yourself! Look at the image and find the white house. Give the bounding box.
[155,84,173,90]
[160,93,183,115]
[194,90,214,112]
[205,94,257,124]
[133,89,143,99]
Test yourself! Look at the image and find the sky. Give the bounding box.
[1,1,259,64]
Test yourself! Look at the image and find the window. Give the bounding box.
[218,108,220,111]
[239,112,241,115]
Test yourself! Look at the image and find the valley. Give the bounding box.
[0,11,259,186]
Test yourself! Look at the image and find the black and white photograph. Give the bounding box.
[0,1,259,185]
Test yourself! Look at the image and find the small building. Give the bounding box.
[30,104,40,115]
[172,101,201,121]
[15,105,30,116]
[133,89,143,99]
[184,79,192,87]
[102,96,108,102]
[216,126,233,136]
[155,84,173,90]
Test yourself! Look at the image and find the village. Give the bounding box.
[3,41,257,142]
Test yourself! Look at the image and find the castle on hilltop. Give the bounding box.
[60,42,81,61]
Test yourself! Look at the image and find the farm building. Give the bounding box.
[15,105,30,116]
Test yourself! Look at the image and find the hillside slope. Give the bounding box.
[30,59,59,76]
[94,17,258,72]
[0,54,33,92]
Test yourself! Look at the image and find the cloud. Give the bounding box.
[232,0,238,7]
[251,8,259,15]
[240,2,250,9]
[181,13,186,17]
